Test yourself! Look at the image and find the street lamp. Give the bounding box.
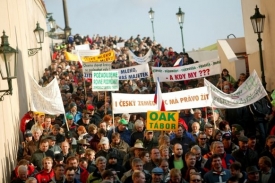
[176,7,185,53]
[0,31,18,101]
[250,5,266,89]
[28,22,45,56]
[62,0,71,40]
[48,16,56,32]
[148,8,155,41]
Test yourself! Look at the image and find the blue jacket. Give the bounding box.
[204,168,231,183]
[108,127,132,145]
[65,112,82,124]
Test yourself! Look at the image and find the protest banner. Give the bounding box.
[114,64,150,80]
[128,49,153,64]
[29,76,65,114]
[204,70,267,108]
[92,71,119,91]
[116,42,125,48]
[65,50,115,62]
[83,62,112,78]
[152,59,221,82]
[82,50,115,62]
[72,49,100,56]
[112,86,211,113]
[146,111,178,131]
[74,44,90,50]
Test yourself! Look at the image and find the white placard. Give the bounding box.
[128,49,153,64]
[74,44,90,50]
[114,64,150,80]
[92,71,119,91]
[72,49,100,56]
[152,59,221,82]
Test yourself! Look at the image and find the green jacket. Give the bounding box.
[86,169,102,183]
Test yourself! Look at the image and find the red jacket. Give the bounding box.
[36,169,54,183]
[20,112,33,133]
[79,166,89,183]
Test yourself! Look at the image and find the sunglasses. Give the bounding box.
[191,179,201,182]
[199,138,206,140]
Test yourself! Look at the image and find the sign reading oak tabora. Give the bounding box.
[115,64,150,80]
[152,59,221,82]
[92,71,119,91]
[146,111,178,131]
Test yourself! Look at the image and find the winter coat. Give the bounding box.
[232,149,258,171]
[30,149,54,171]
[110,139,130,154]
[23,140,39,161]
[36,169,55,183]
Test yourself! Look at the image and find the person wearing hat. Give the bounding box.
[31,112,45,132]
[151,167,164,183]
[61,114,78,138]
[54,153,64,166]
[143,130,158,153]
[46,135,62,154]
[123,140,145,171]
[110,119,132,145]
[77,112,91,131]
[221,133,239,154]
[76,146,85,159]
[95,137,124,166]
[17,130,33,162]
[77,139,90,150]
[93,101,106,126]
[204,123,213,142]
[49,124,65,145]
[232,136,258,172]
[246,166,260,183]
[106,152,126,179]
[65,102,82,123]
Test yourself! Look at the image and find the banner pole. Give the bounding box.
[64,114,69,131]
[104,91,107,114]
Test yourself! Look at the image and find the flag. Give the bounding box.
[173,58,183,67]
[77,51,83,68]
[154,77,166,111]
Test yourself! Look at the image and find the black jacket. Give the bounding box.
[232,149,258,171]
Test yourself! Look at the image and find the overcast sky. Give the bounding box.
[45,0,244,52]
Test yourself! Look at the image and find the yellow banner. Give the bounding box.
[146,111,178,131]
[64,50,115,62]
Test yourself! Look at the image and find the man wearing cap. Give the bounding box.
[106,152,126,179]
[77,112,91,130]
[49,124,65,145]
[151,167,164,183]
[93,102,106,126]
[232,136,258,171]
[204,123,213,142]
[143,130,158,153]
[95,137,124,166]
[17,130,33,162]
[65,102,82,123]
[47,135,62,154]
[246,166,260,183]
[61,114,78,138]
[108,119,132,146]
[222,133,239,154]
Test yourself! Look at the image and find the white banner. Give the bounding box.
[128,49,153,65]
[92,71,119,91]
[72,49,100,56]
[116,42,125,48]
[29,76,65,114]
[152,59,221,82]
[74,44,90,50]
[83,62,112,78]
[204,70,267,108]
[114,64,150,80]
[112,87,211,113]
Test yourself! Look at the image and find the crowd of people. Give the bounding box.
[13,33,275,183]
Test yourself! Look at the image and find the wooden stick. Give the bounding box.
[104,91,107,114]
[64,114,69,131]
